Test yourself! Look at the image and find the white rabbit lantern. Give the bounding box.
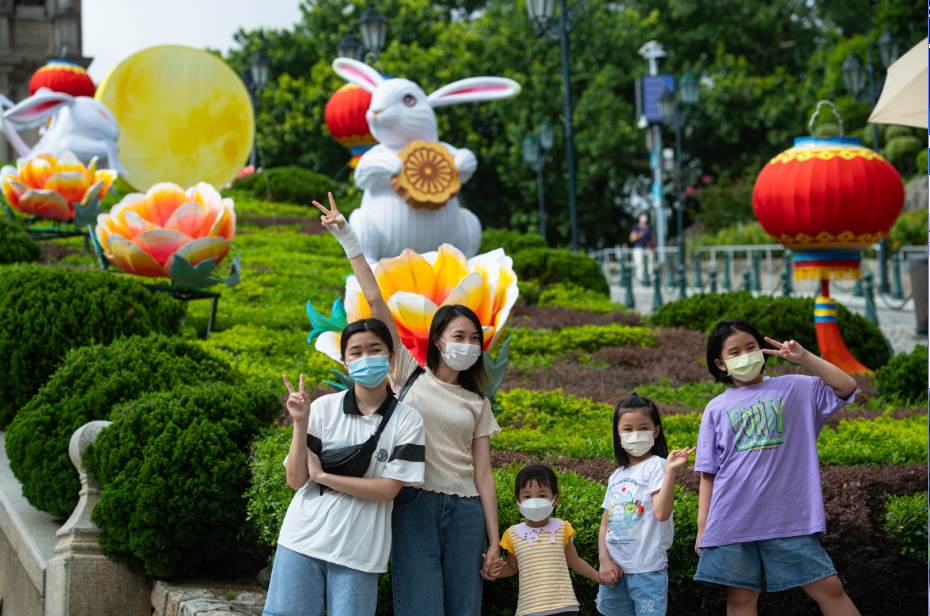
[332,58,521,261]
[0,88,128,176]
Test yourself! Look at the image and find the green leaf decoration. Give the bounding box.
[481,336,511,401]
[306,298,349,343]
[324,368,354,392]
[86,224,109,270]
[224,251,242,289]
[72,194,102,231]
[169,255,223,289]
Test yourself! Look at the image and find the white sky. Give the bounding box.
[83,0,304,82]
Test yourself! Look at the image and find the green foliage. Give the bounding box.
[0,218,40,264]
[817,413,928,467]
[647,292,892,369]
[230,166,336,206]
[479,228,548,255]
[6,335,239,519]
[691,221,779,249]
[884,492,929,564]
[884,135,922,172]
[538,283,622,314]
[915,149,928,176]
[888,209,928,252]
[0,266,184,427]
[692,163,761,234]
[636,379,728,410]
[86,382,280,577]
[516,279,541,305]
[509,324,655,358]
[244,425,295,551]
[874,345,927,405]
[512,248,609,295]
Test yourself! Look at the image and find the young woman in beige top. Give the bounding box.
[315,195,505,616]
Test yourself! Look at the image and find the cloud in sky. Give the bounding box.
[83,0,304,82]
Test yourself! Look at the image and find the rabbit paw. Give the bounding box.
[355,146,403,189]
[454,149,478,182]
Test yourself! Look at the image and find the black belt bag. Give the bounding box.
[316,367,425,494]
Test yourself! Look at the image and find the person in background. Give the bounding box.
[629,212,653,286]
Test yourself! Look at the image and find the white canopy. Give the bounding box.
[868,37,928,129]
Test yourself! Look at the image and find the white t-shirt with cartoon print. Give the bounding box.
[602,455,673,574]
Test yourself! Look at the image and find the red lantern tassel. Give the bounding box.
[813,297,873,375]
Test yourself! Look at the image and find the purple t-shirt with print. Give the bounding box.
[694,375,855,548]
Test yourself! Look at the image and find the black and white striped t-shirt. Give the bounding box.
[278,388,425,573]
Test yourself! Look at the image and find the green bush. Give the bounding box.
[883,135,922,171]
[512,248,609,295]
[517,279,541,305]
[888,209,928,252]
[0,218,40,264]
[874,345,927,405]
[245,425,295,551]
[86,382,279,578]
[915,148,928,176]
[6,335,238,519]
[230,165,333,206]
[884,492,929,564]
[538,283,622,313]
[636,379,727,409]
[816,413,928,466]
[509,324,655,358]
[479,228,548,255]
[691,221,777,249]
[648,292,892,369]
[0,267,184,427]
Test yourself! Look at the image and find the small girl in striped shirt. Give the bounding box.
[497,465,612,616]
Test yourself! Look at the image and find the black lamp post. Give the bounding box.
[658,70,700,268]
[358,2,388,63]
[522,119,554,239]
[337,31,362,62]
[525,0,583,252]
[842,27,901,295]
[250,49,270,93]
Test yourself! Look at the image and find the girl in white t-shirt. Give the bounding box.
[597,394,695,616]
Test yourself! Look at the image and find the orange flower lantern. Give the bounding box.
[752,104,905,375]
[29,60,96,98]
[324,83,378,168]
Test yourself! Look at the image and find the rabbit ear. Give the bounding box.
[332,58,385,94]
[427,77,521,108]
[4,88,74,129]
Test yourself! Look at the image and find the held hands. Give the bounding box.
[312,193,345,231]
[763,337,809,364]
[480,547,504,581]
[282,374,311,424]
[598,557,623,586]
[665,447,696,473]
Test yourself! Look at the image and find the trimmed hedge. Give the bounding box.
[0,217,40,264]
[874,345,927,405]
[884,492,929,564]
[86,382,279,578]
[647,292,892,369]
[513,248,610,295]
[538,283,623,314]
[6,335,239,519]
[0,267,184,427]
[479,228,548,255]
[509,323,656,358]
[230,165,333,206]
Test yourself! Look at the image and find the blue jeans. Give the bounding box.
[263,545,379,616]
[597,567,668,616]
[390,487,487,616]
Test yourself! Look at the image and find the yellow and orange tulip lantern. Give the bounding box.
[308,244,519,371]
[0,152,116,233]
[92,182,241,291]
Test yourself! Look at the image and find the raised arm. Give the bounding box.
[763,337,857,399]
[653,447,696,522]
[314,193,401,355]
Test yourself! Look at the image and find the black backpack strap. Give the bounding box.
[398,366,425,402]
[372,396,398,441]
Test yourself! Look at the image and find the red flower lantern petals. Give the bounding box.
[753,137,904,257]
[325,83,378,168]
[29,60,96,98]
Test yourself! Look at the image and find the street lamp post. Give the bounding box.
[657,71,699,269]
[842,27,900,295]
[522,120,554,239]
[358,2,388,65]
[525,0,583,252]
[247,49,270,168]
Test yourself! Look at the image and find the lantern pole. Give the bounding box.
[865,41,890,295]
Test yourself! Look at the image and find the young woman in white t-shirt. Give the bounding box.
[263,317,426,616]
[314,194,505,616]
[596,394,695,616]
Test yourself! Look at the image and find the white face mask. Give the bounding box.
[439,339,482,371]
[620,431,655,457]
[518,498,554,522]
[724,350,765,382]
[639,216,648,224]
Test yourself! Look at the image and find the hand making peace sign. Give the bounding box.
[312,192,345,231]
[763,337,809,364]
[282,373,312,424]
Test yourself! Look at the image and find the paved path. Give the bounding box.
[610,283,926,356]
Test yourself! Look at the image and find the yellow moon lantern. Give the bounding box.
[95,45,255,192]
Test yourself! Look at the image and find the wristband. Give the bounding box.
[329,217,363,259]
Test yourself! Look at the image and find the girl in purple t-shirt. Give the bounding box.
[693,318,860,616]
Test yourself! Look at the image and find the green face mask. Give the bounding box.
[724,350,764,382]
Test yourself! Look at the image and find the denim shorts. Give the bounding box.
[597,567,668,616]
[694,534,836,593]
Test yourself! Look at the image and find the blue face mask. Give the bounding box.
[347,354,391,388]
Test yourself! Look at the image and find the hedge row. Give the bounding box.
[0,217,40,264]
[508,323,656,359]
[648,292,892,369]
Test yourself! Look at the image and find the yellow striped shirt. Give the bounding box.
[500,520,579,616]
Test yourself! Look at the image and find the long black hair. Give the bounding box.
[340,318,394,360]
[706,318,767,386]
[612,393,668,467]
[426,304,488,397]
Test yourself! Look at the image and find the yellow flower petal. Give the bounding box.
[163,236,230,275]
[122,210,159,236]
[344,276,372,322]
[440,272,485,313]
[106,234,166,277]
[164,201,209,237]
[108,193,147,238]
[19,189,71,220]
[376,249,436,301]
[43,171,90,206]
[21,157,54,189]
[387,291,438,340]
[130,229,193,266]
[3,177,26,209]
[432,244,469,305]
[143,183,189,227]
[315,331,343,364]
[54,151,87,174]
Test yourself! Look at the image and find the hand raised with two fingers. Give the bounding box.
[665,447,697,473]
[763,337,809,364]
[282,373,311,424]
[312,192,345,231]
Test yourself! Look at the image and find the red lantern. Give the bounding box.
[29,60,96,98]
[324,83,378,168]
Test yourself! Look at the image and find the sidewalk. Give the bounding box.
[610,283,926,356]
